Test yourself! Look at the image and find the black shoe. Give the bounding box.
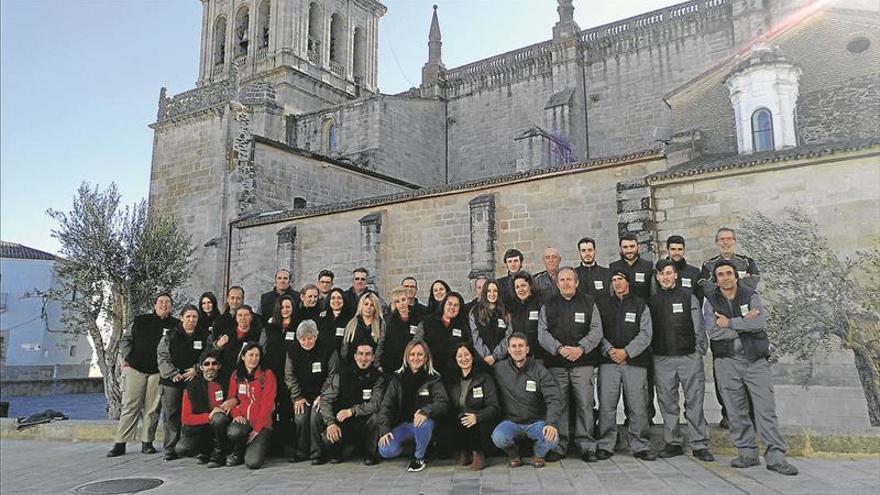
[141,442,158,454]
[330,457,344,464]
[311,456,328,466]
[363,456,379,466]
[407,458,426,472]
[196,453,210,464]
[163,452,179,461]
[718,417,730,429]
[207,456,225,468]
[633,450,657,461]
[692,449,715,462]
[730,456,760,468]
[106,443,126,458]
[659,445,684,458]
[226,454,243,467]
[581,451,598,463]
[544,450,563,462]
[767,461,798,476]
[288,454,307,463]
[596,449,614,460]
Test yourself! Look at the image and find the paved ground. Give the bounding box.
[1,440,877,495]
[2,393,107,420]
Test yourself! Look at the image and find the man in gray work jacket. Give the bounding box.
[703,261,797,476]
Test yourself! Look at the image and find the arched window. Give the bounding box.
[751,108,774,152]
[352,27,365,81]
[214,16,227,66]
[329,14,343,63]
[234,7,250,58]
[257,0,270,49]
[307,2,322,64]
[322,118,337,153]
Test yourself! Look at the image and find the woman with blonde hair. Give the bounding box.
[382,287,422,373]
[340,292,385,366]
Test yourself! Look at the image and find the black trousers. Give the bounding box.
[316,414,379,459]
[227,421,271,469]
[175,413,231,458]
[438,414,495,455]
[292,403,323,458]
[270,382,293,456]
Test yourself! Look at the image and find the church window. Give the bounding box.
[307,2,322,64]
[257,0,270,49]
[214,16,227,66]
[751,108,774,152]
[352,27,365,81]
[329,14,343,64]
[322,118,337,153]
[234,6,250,58]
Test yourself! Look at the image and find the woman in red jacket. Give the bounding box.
[226,342,277,469]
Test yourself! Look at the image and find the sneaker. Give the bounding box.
[581,451,599,463]
[692,449,715,462]
[196,453,210,464]
[767,461,798,476]
[226,454,243,467]
[407,458,426,472]
[633,450,657,461]
[141,442,158,454]
[718,417,730,429]
[730,456,760,468]
[596,449,614,460]
[544,450,563,462]
[106,443,126,458]
[206,457,225,468]
[659,445,684,458]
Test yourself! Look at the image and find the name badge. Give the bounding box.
[214,390,224,401]
[285,331,296,341]
[163,328,170,336]
[238,383,247,395]
[335,327,345,337]
[498,319,507,328]
[625,312,636,323]
[681,278,692,288]
[528,311,539,321]
[312,362,322,373]
[525,380,537,392]
[452,328,462,338]
[739,304,750,315]
[208,326,213,333]
[574,312,585,324]
[319,310,327,318]
[672,303,683,314]
[410,325,419,335]
[738,271,747,279]
[193,340,203,350]
[635,272,645,283]
[594,280,604,290]
[419,388,430,397]
[472,387,484,399]
[362,389,372,401]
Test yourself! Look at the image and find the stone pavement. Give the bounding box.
[1,440,878,495]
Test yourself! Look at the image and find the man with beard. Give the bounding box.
[575,237,611,299]
[663,235,702,301]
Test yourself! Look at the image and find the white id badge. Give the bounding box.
[452,328,462,338]
[410,325,419,335]
[681,278,692,288]
[193,340,203,350]
[594,280,604,290]
[214,390,224,402]
[635,272,645,283]
[319,310,327,318]
[739,304,750,314]
[574,312,585,324]
[525,380,537,392]
[498,319,507,328]
[335,327,345,337]
[472,387,484,399]
[362,389,372,400]
[672,303,684,313]
[312,362,322,373]
[625,312,636,323]
[419,388,430,396]
[163,328,170,336]
[238,383,247,395]
[738,271,747,279]
[285,331,296,340]
[529,311,539,321]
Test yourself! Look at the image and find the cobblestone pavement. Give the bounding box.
[1,440,878,495]
[2,393,107,420]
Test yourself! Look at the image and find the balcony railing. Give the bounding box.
[329,60,344,77]
[307,37,321,64]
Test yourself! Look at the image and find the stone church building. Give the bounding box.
[149,0,879,427]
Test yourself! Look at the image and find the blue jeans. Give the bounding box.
[492,420,558,458]
[378,420,435,460]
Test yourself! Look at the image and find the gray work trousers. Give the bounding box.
[598,363,650,453]
[114,367,161,443]
[160,384,183,452]
[714,356,787,465]
[549,366,597,455]
[654,353,709,450]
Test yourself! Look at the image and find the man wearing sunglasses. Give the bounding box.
[345,267,384,310]
[176,350,238,467]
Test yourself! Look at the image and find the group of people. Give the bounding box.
[105,227,798,476]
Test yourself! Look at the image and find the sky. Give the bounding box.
[0,0,683,255]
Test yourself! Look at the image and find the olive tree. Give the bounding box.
[739,207,880,426]
[47,183,192,419]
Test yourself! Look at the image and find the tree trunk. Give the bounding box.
[848,316,880,427]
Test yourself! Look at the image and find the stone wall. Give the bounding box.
[799,74,880,145]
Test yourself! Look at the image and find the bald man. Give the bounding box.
[534,248,562,302]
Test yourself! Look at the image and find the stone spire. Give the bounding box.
[553,0,580,41]
[421,5,445,87]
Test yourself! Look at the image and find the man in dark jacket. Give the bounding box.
[575,237,611,299]
[663,235,703,300]
[537,267,603,462]
[608,233,654,301]
[260,269,299,325]
[491,333,562,468]
[704,261,797,476]
[649,260,713,462]
[315,342,385,465]
[496,248,524,307]
[107,292,180,457]
[596,270,655,461]
[175,350,235,467]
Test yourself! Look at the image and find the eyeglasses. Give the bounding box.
[202,361,220,367]
[354,277,367,281]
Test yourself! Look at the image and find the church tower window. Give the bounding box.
[257,0,270,49]
[214,16,227,67]
[352,27,365,82]
[307,2,322,64]
[751,108,774,152]
[329,13,345,76]
[234,6,250,59]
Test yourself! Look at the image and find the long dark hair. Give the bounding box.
[327,287,353,319]
[473,279,509,327]
[450,341,490,378]
[426,279,452,316]
[198,292,220,325]
[235,342,265,379]
[439,291,468,328]
[272,295,297,329]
